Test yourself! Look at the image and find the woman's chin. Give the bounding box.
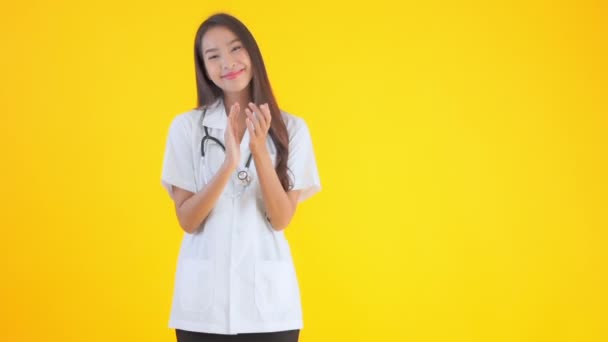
[222,81,251,94]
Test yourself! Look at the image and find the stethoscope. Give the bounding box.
[200,107,253,188]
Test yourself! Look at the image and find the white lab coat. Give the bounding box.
[160,98,321,334]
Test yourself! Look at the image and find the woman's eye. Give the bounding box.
[208,46,240,60]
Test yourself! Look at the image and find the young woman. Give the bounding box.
[161,13,321,342]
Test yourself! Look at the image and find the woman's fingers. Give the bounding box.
[230,102,240,117]
[261,103,271,127]
[248,102,268,130]
[224,122,234,154]
[231,103,241,142]
[245,108,261,135]
[229,103,237,129]
[227,102,240,140]
[245,115,255,138]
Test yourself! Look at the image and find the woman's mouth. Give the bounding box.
[223,69,244,80]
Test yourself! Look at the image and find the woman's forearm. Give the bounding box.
[253,147,295,231]
[177,161,236,233]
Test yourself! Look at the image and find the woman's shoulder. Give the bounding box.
[167,107,204,132]
[279,109,309,134]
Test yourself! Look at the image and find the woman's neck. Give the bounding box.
[223,91,251,119]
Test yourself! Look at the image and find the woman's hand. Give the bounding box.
[223,102,241,169]
[245,102,272,155]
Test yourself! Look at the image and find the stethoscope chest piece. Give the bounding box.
[237,169,252,186]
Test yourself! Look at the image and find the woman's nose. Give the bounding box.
[222,58,236,70]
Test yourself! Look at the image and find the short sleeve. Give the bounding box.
[288,117,321,203]
[161,115,197,200]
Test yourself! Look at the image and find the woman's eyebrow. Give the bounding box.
[204,38,241,55]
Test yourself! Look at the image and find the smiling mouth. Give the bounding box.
[223,69,244,79]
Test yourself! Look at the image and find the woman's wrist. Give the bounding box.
[251,144,269,158]
[221,159,238,173]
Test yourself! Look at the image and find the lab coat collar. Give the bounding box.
[201,98,227,129]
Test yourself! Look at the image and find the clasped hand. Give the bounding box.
[224,102,272,169]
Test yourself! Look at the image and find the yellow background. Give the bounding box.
[1,0,606,341]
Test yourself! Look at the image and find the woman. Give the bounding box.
[161,12,321,342]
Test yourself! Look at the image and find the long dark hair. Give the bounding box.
[193,13,292,191]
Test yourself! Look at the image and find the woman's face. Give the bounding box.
[201,26,253,94]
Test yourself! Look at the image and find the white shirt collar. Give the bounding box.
[201,97,227,129]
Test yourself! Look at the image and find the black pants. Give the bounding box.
[175,329,299,342]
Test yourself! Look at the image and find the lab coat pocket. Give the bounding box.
[176,258,214,313]
[254,260,298,316]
